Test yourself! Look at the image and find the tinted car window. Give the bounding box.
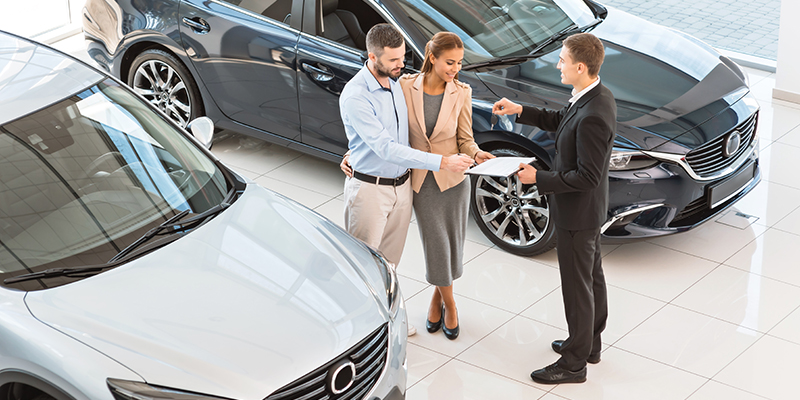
[0,79,229,284]
[395,0,594,63]
[222,0,293,24]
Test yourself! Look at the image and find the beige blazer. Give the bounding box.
[399,73,481,193]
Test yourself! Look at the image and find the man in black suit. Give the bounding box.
[492,33,616,384]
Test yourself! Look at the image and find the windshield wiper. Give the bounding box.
[3,205,229,285]
[3,264,124,285]
[108,200,232,263]
[462,19,603,72]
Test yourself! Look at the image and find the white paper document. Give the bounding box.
[465,156,536,177]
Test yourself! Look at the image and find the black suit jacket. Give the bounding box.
[517,83,617,230]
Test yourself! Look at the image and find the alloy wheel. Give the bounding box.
[473,173,551,248]
[132,60,192,127]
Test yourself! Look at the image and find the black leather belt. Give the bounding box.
[353,170,410,186]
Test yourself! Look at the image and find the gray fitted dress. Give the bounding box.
[413,92,470,287]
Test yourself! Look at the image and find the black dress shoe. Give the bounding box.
[426,305,443,333]
[530,362,586,384]
[551,340,601,364]
[442,307,459,340]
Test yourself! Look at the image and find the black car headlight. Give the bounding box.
[609,148,659,171]
[367,247,401,319]
[108,379,232,400]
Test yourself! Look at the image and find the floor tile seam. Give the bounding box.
[716,260,800,289]
[683,378,714,400]
[645,240,740,265]
[769,224,800,238]
[773,134,800,149]
[404,356,455,391]
[599,244,622,259]
[227,164,265,180]
[311,196,340,212]
[660,262,728,307]
[762,302,800,345]
[461,244,494,265]
[605,301,671,349]
[721,262,800,290]
[611,346,717,381]
[666,302,778,335]
[706,334,771,391]
[448,356,553,395]
[260,173,343,198]
[759,179,800,193]
[605,283,670,304]
[702,379,773,400]
[717,223,775,266]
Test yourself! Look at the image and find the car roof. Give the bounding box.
[0,30,104,126]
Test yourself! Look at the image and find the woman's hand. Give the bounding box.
[474,150,496,165]
[340,153,353,177]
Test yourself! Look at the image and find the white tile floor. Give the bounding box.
[53,36,800,399]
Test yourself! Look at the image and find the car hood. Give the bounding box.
[25,184,388,400]
[476,7,750,151]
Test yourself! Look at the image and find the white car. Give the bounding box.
[0,31,407,400]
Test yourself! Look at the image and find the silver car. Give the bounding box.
[0,31,407,400]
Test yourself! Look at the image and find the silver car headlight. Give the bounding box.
[108,379,231,400]
[367,247,401,319]
[609,148,659,171]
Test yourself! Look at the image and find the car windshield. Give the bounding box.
[394,0,596,63]
[0,79,231,289]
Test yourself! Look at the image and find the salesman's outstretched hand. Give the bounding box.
[517,163,537,184]
[441,154,474,173]
[492,98,523,116]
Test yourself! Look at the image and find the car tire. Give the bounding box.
[470,147,557,256]
[128,49,203,128]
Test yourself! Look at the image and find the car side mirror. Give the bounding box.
[187,116,214,149]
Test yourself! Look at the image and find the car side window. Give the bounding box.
[221,0,293,25]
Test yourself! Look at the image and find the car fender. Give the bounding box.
[0,291,141,400]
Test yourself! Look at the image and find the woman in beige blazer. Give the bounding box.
[399,32,494,340]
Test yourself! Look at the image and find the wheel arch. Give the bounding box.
[0,371,77,400]
[474,130,553,170]
[118,41,177,85]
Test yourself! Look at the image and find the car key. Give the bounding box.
[490,113,498,130]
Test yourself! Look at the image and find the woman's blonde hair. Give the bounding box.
[421,32,464,80]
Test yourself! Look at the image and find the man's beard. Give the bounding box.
[375,59,402,79]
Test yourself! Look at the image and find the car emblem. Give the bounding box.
[327,360,356,395]
[723,130,742,158]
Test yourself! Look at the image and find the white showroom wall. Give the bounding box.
[0,0,84,43]
[773,0,800,104]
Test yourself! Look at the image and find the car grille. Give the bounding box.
[685,112,758,178]
[265,324,388,400]
[670,196,708,226]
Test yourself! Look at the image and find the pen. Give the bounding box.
[458,153,478,167]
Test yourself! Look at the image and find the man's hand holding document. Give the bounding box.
[465,156,536,177]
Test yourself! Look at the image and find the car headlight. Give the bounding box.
[609,148,659,171]
[367,247,401,319]
[108,379,231,400]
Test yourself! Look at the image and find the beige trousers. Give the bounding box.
[343,176,413,265]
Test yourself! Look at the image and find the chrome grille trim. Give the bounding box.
[685,112,758,177]
[266,324,389,400]
[641,111,759,182]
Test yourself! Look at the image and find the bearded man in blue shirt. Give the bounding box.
[339,24,472,336]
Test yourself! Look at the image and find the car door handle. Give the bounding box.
[182,17,210,34]
[303,63,334,82]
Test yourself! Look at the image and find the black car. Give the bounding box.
[84,0,760,256]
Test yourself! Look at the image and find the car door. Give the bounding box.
[296,0,400,155]
[178,0,303,141]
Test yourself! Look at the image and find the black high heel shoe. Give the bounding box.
[442,306,459,340]
[426,305,444,333]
